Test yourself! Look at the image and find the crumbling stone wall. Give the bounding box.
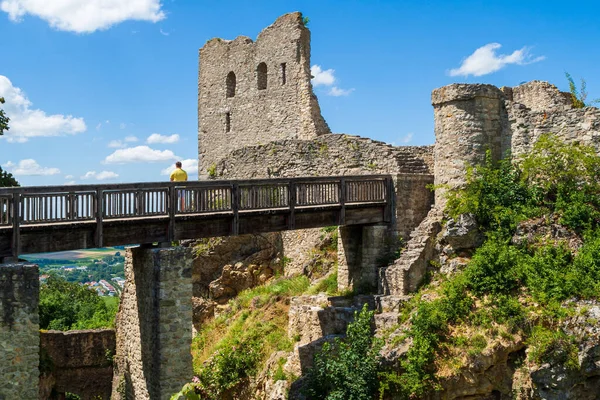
[507,98,600,157]
[213,133,434,291]
[503,80,573,113]
[198,12,330,177]
[112,247,193,400]
[432,80,600,205]
[39,329,115,400]
[0,263,39,400]
[214,133,433,178]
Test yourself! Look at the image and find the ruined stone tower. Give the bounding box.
[197,12,330,177]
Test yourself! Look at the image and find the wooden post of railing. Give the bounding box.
[11,192,20,259]
[339,178,346,226]
[288,181,296,230]
[95,189,104,247]
[231,183,239,235]
[68,193,76,220]
[168,185,176,242]
[384,176,394,223]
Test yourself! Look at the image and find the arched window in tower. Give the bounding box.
[226,71,236,98]
[257,62,267,90]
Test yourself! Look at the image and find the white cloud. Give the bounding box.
[65,174,74,179]
[96,171,119,180]
[400,133,414,144]
[3,159,60,176]
[108,136,138,148]
[108,140,125,148]
[449,43,545,77]
[0,75,86,143]
[95,123,102,131]
[311,65,354,96]
[0,0,166,33]
[311,65,336,86]
[104,145,178,164]
[159,28,169,36]
[81,171,97,179]
[147,133,179,144]
[160,159,198,176]
[81,170,119,180]
[328,87,355,97]
[64,180,76,185]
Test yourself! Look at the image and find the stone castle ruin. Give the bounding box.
[2,11,600,400]
[198,12,330,177]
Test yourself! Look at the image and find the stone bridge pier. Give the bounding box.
[112,246,193,400]
[337,174,434,293]
[0,263,40,399]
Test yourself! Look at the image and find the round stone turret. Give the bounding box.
[431,84,508,206]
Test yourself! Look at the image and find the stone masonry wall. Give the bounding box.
[214,133,433,179]
[198,12,330,177]
[0,263,39,400]
[214,133,434,281]
[112,247,193,400]
[507,100,600,157]
[503,80,573,113]
[40,329,115,400]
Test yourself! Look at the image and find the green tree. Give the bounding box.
[0,97,8,136]
[0,97,19,187]
[39,275,118,330]
[0,167,19,187]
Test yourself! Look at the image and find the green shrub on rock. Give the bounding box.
[305,304,381,400]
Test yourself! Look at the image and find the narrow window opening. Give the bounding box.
[280,63,287,85]
[257,62,267,90]
[226,71,236,98]
[225,112,231,133]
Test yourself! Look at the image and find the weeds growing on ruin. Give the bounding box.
[565,72,600,108]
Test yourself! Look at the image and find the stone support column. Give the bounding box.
[0,263,39,400]
[112,247,193,400]
[337,224,390,293]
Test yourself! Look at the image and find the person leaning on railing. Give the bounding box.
[170,161,188,211]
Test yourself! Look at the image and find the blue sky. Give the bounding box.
[1,0,599,186]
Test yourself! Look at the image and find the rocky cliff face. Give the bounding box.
[189,234,283,328]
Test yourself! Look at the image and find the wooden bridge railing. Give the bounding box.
[0,175,392,258]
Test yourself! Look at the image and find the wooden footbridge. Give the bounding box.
[0,175,393,260]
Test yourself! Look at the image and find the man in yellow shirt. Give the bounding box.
[170,161,188,182]
[170,161,188,211]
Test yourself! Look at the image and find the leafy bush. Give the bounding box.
[520,134,600,226]
[446,151,534,236]
[571,232,600,298]
[528,326,578,369]
[197,334,262,397]
[39,275,118,330]
[305,304,381,400]
[521,244,574,303]
[465,238,524,296]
